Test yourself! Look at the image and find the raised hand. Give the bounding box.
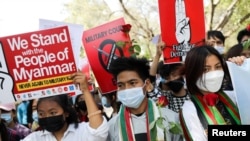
[175,0,190,44]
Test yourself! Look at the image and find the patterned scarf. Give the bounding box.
[119,99,163,141]
[180,91,241,141]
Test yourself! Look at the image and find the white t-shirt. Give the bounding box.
[21,117,108,141]
[107,99,183,141]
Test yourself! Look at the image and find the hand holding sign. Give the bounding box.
[175,0,190,44]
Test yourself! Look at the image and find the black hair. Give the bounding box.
[27,99,34,125]
[157,60,183,79]
[0,121,9,141]
[74,94,84,112]
[108,57,150,82]
[225,44,243,60]
[207,30,225,44]
[37,94,79,128]
[184,45,229,95]
[237,28,250,43]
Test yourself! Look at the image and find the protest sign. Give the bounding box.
[39,19,84,67]
[82,18,131,94]
[226,59,250,124]
[0,26,77,103]
[39,19,85,96]
[158,0,206,64]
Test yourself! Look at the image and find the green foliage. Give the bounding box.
[168,122,183,135]
[64,0,112,29]
[243,39,250,50]
[205,0,250,50]
[115,40,142,58]
[156,117,165,129]
[115,41,126,48]
[64,0,250,59]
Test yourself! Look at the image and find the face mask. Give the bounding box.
[101,96,111,107]
[166,77,184,93]
[196,70,224,92]
[32,111,38,122]
[77,101,87,111]
[1,113,12,124]
[38,114,65,132]
[160,77,167,83]
[214,46,224,54]
[117,86,145,108]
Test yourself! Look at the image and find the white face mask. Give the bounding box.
[117,86,145,108]
[214,46,224,54]
[32,110,39,122]
[196,70,224,93]
[1,113,12,124]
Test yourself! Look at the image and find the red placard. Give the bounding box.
[0,26,77,103]
[82,18,131,94]
[158,0,206,64]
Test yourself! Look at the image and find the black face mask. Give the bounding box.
[166,77,184,93]
[39,115,65,132]
[77,101,87,111]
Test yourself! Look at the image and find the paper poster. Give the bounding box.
[158,0,206,64]
[78,57,94,92]
[39,19,84,67]
[226,58,250,124]
[0,26,78,103]
[82,18,131,94]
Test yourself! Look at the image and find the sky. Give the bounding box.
[0,0,209,37]
[0,0,70,37]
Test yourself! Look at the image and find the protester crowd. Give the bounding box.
[1,24,250,141]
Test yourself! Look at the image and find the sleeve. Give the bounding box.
[181,100,207,141]
[20,132,36,141]
[107,115,119,141]
[85,116,109,141]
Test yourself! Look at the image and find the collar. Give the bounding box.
[40,123,75,136]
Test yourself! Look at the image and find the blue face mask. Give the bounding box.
[214,46,224,54]
[1,113,12,124]
[32,111,39,122]
[101,96,111,107]
[117,86,145,108]
[160,77,167,83]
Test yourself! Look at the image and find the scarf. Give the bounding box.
[119,99,164,141]
[180,91,241,141]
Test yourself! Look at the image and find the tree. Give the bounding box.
[64,0,160,59]
[205,0,250,49]
[64,0,250,59]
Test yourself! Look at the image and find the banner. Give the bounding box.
[158,0,205,64]
[39,19,85,96]
[0,26,77,104]
[82,18,131,94]
[39,19,84,67]
[226,59,250,124]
